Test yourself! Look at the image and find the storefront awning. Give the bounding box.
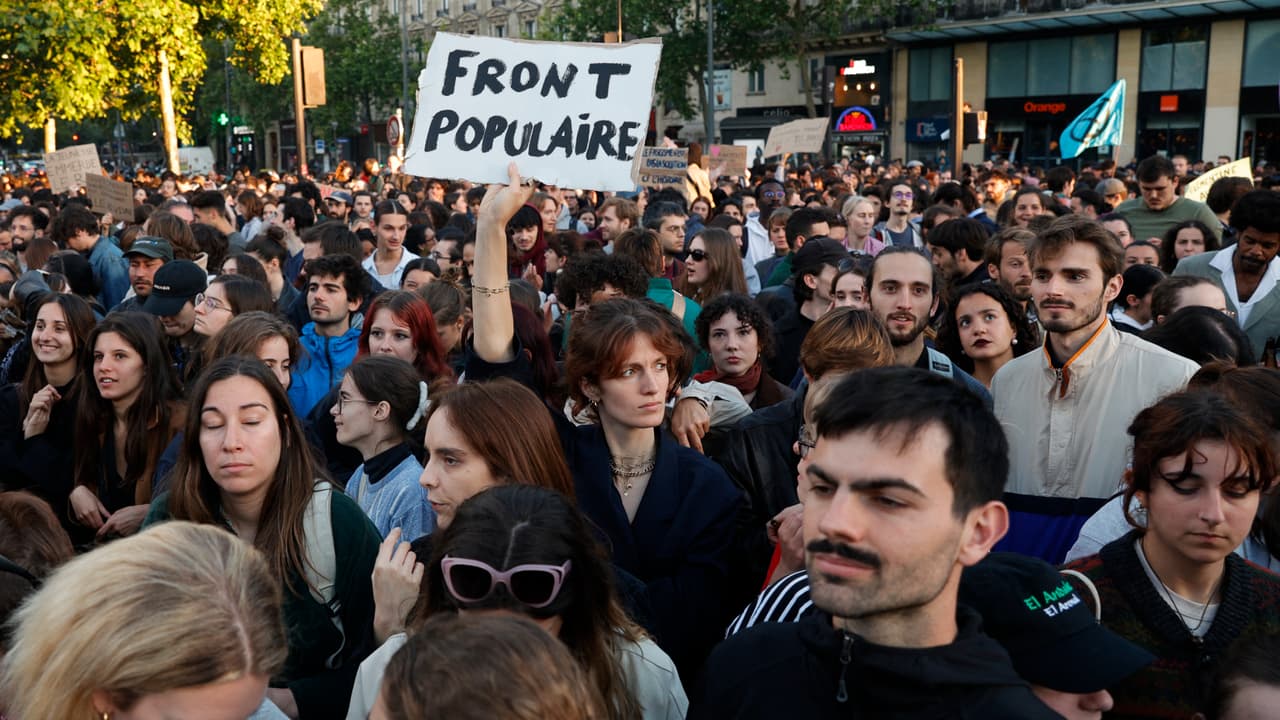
[886,0,1280,42]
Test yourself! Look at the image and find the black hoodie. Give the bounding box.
[690,608,1061,720]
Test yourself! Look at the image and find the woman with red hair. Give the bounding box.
[308,291,455,484]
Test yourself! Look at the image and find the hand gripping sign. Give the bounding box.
[404,33,662,191]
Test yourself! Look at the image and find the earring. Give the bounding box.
[1012,337,1018,345]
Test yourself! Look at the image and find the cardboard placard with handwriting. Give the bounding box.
[707,144,748,176]
[84,174,135,221]
[763,118,829,157]
[44,144,102,193]
[635,147,687,189]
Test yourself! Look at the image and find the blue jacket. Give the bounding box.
[88,237,130,310]
[289,316,362,416]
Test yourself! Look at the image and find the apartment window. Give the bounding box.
[1244,19,1280,87]
[493,24,506,37]
[441,0,450,10]
[747,66,765,94]
[525,19,536,36]
[416,0,423,14]
[1141,27,1207,92]
[908,46,951,102]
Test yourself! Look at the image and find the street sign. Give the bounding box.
[387,115,402,148]
[314,139,326,154]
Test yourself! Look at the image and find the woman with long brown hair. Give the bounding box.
[685,227,747,305]
[354,486,685,720]
[145,356,381,719]
[69,312,181,543]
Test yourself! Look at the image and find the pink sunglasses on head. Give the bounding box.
[441,555,572,609]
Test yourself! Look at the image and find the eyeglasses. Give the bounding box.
[195,293,231,313]
[441,556,572,609]
[892,191,914,200]
[688,249,708,262]
[762,190,786,200]
[334,395,378,414]
[797,423,816,459]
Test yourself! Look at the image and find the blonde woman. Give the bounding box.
[0,521,288,719]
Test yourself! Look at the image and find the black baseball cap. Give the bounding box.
[141,260,207,317]
[792,237,850,278]
[125,236,174,262]
[959,553,1153,694]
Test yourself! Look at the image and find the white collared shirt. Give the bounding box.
[1209,245,1280,327]
[362,249,419,289]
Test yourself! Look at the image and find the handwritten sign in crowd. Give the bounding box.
[764,118,829,157]
[636,147,687,189]
[43,144,102,194]
[405,33,662,191]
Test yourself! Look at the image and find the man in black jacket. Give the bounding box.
[692,368,1059,719]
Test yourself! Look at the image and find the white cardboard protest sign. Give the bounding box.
[1183,157,1252,204]
[707,144,748,177]
[44,144,102,193]
[763,118,829,157]
[635,147,687,189]
[404,33,661,191]
[84,174,135,221]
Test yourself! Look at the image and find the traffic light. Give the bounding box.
[216,112,230,127]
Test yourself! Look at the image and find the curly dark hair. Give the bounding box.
[554,253,648,311]
[936,282,1038,374]
[695,293,775,360]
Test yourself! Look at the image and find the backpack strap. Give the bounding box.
[925,347,956,379]
[670,291,687,322]
[303,481,346,669]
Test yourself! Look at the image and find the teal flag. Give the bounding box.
[1059,79,1126,159]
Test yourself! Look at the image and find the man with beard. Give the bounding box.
[642,201,688,288]
[991,215,1196,563]
[1115,155,1219,244]
[288,253,368,415]
[692,368,1059,720]
[866,247,990,406]
[1173,191,1280,356]
[744,180,786,270]
[112,236,173,313]
[986,227,1038,327]
[7,206,46,272]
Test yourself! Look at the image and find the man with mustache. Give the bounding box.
[692,368,1060,719]
[288,253,368,416]
[991,215,1196,563]
[986,227,1038,327]
[865,246,990,406]
[1173,190,1280,356]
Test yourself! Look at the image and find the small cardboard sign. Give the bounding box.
[84,174,135,221]
[1183,157,1252,204]
[707,144,748,176]
[403,32,662,190]
[763,118,829,157]
[635,147,687,189]
[43,144,102,193]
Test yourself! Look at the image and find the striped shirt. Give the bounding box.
[724,570,815,638]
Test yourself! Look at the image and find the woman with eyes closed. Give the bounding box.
[309,290,455,484]
[936,283,1037,388]
[0,294,96,539]
[468,164,742,681]
[1065,390,1280,720]
[145,357,381,720]
[69,313,182,544]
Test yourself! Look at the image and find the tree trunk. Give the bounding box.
[696,66,711,143]
[159,50,181,174]
[799,52,816,118]
[44,117,56,153]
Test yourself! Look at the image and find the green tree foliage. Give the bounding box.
[0,0,323,139]
[545,0,777,119]
[305,0,404,137]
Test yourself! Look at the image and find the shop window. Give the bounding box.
[908,46,951,102]
[1141,27,1207,92]
[1244,19,1280,87]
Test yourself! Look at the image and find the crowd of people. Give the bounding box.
[0,146,1277,719]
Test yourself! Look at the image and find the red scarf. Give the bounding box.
[694,360,764,397]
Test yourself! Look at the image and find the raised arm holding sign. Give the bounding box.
[404,33,661,191]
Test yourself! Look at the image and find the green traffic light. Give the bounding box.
[216,112,230,126]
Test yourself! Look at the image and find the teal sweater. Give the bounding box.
[144,489,381,719]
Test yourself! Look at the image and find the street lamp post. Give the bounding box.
[705,0,714,145]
